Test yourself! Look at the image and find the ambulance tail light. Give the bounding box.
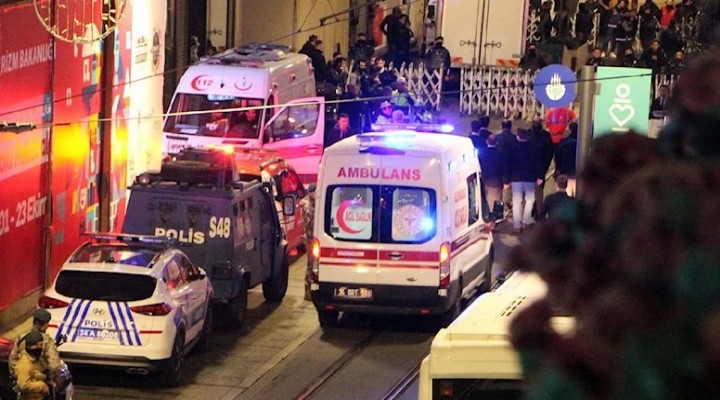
[39,295,69,309]
[131,303,173,316]
[439,242,451,288]
[309,237,320,282]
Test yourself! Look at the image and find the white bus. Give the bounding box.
[417,272,574,399]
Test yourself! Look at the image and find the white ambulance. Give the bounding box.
[163,43,325,183]
[308,125,497,327]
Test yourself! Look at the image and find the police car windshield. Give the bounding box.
[164,93,264,139]
[70,245,158,267]
[55,270,156,302]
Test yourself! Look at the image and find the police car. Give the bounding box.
[39,234,213,387]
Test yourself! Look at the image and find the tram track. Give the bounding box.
[291,324,432,400]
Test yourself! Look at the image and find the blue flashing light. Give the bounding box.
[370,123,455,134]
[440,124,454,133]
[421,218,434,232]
[383,134,415,147]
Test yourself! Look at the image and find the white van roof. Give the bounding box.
[426,272,574,380]
[177,44,311,99]
[327,132,472,157]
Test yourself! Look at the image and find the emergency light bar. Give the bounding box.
[370,123,455,134]
[88,233,176,246]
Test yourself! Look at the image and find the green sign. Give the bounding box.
[593,67,652,137]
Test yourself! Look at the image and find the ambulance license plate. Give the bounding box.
[334,286,373,300]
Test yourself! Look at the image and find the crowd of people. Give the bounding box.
[470,109,579,235]
[521,0,701,76]
[297,21,452,148]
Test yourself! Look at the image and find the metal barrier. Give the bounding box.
[460,65,542,120]
[393,62,445,111]
[460,64,679,121]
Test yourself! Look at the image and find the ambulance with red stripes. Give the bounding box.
[308,125,497,327]
[163,43,324,184]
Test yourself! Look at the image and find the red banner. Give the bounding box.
[0,1,135,309]
[0,2,53,311]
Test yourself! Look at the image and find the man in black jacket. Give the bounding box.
[540,174,573,220]
[530,117,554,218]
[477,135,506,216]
[505,129,544,234]
[299,35,318,56]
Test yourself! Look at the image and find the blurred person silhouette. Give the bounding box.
[375,101,394,125]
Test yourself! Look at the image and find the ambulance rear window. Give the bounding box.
[384,186,436,243]
[55,271,157,301]
[325,185,436,244]
[327,185,376,241]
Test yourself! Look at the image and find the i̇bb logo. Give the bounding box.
[191,75,213,91]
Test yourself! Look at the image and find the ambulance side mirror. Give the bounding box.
[282,195,296,216]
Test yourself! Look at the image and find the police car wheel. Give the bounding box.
[196,304,213,353]
[262,255,289,302]
[227,280,249,329]
[163,331,185,387]
[317,309,339,328]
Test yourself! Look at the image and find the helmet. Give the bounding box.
[32,308,51,324]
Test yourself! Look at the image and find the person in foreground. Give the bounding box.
[508,46,720,400]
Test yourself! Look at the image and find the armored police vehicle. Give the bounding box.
[123,146,295,327]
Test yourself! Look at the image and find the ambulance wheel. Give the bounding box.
[196,304,213,353]
[163,331,185,387]
[228,280,249,329]
[440,282,462,328]
[317,309,339,328]
[478,246,495,293]
[263,255,289,302]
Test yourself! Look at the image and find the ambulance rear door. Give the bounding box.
[376,153,442,288]
[318,154,381,287]
[263,97,325,184]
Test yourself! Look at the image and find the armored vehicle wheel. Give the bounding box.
[227,279,249,328]
[263,254,289,302]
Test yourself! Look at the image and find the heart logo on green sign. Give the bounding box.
[609,104,635,128]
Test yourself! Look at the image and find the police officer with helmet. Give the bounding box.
[9,309,61,382]
[13,330,50,400]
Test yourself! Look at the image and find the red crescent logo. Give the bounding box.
[190,75,213,91]
[234,78,253,91]
[336,200,366,234]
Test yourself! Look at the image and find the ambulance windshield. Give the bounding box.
[325,184,436,244]
[164,93,264,139]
